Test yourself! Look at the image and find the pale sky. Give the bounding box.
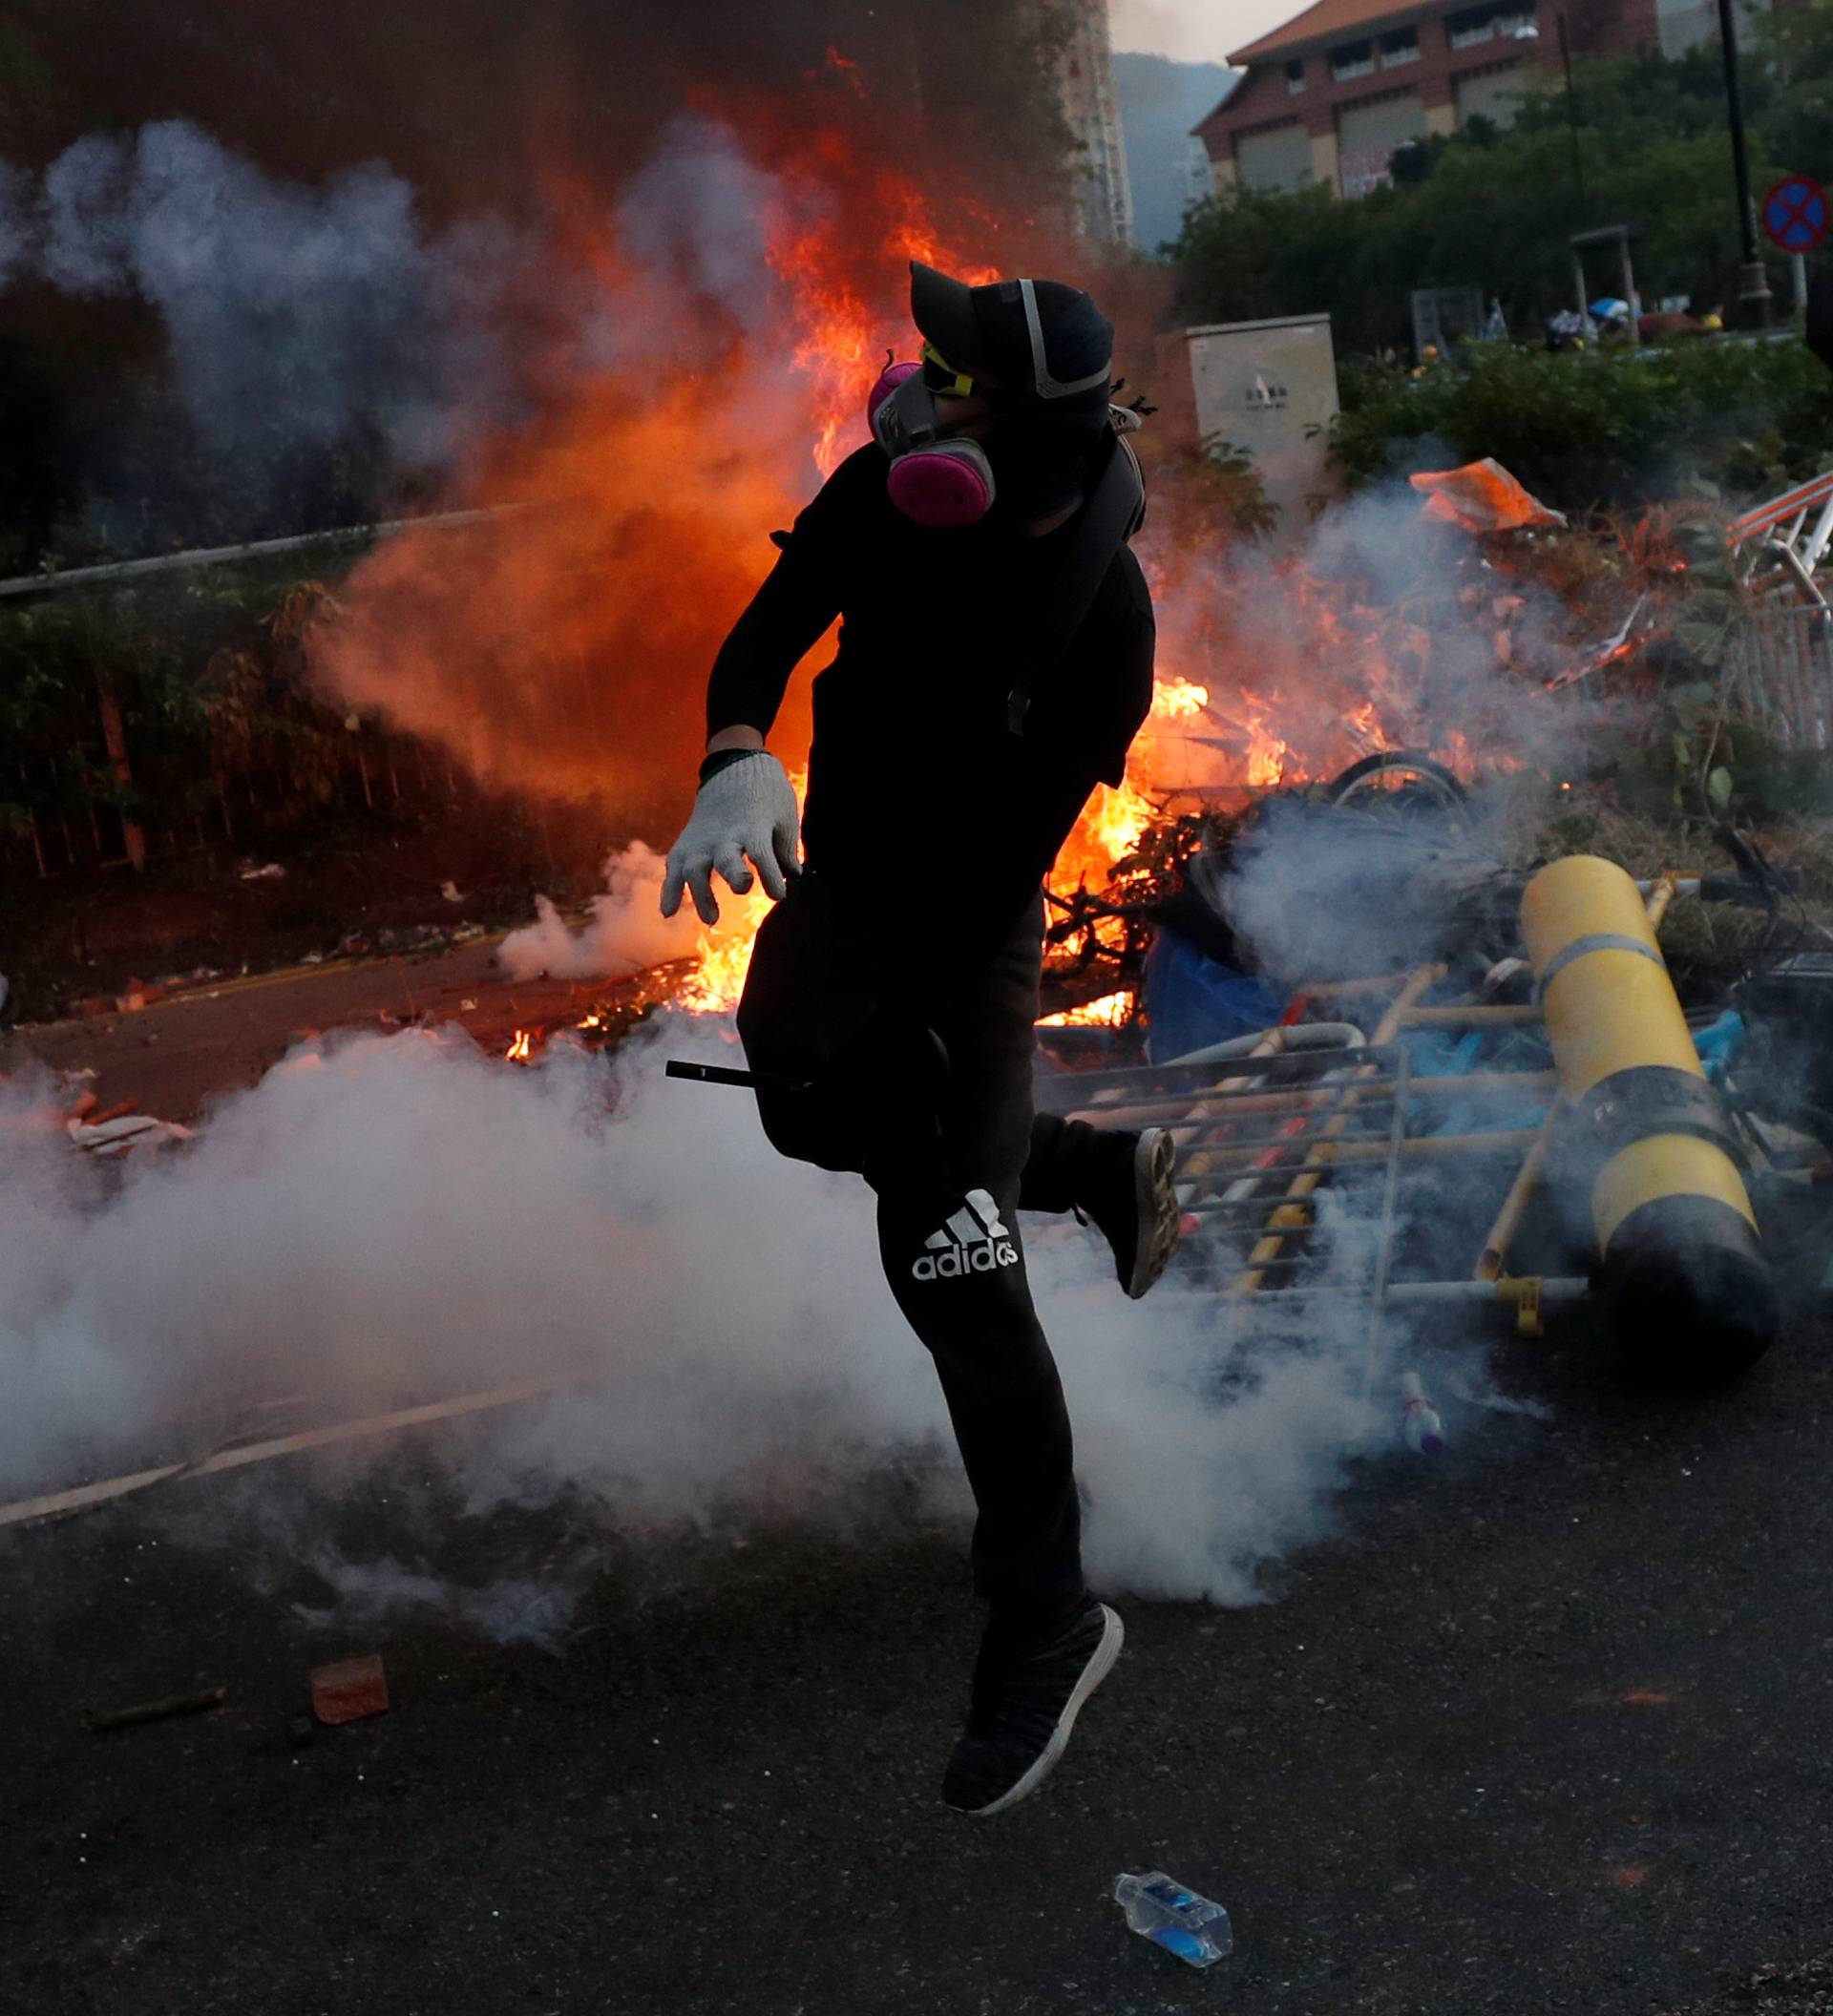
[1109,0,1305,65]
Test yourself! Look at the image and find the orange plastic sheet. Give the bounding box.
[1410,458,1568,534]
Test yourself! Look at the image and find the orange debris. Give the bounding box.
[1410,459,1568,534]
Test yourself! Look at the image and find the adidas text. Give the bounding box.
[912,1239,1020,1281]
[912,1187,1019,1282]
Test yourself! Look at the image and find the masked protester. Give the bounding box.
[661,262,1177,1817]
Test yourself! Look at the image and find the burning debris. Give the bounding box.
[482,447,1733,1070]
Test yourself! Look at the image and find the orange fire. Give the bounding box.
[505,1029,535,1062]
[311,95,1027,825]
[1244,717,1291,789]
[1150,676,1210,720]
[1037,989,1136,1029]
[306,74,1570,1040]
[767,167,1000,478]
[674,898,772,1017]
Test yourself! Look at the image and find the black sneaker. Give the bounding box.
[1082,1127,1181,1299]
[941,1601,1123,1816]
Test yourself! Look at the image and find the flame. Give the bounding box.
[505,1029,535,1062]
[1089,778,1155,862]
[1245,723,1290,788]
[1037,989,1136,1028]
[311,93,1021,814]
[302,70,1675,1037]
[1150,677,1210,720]
[674,899,771,1017]
[766,150,1000,476]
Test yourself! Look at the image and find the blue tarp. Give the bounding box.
[1143,931,1285,1063]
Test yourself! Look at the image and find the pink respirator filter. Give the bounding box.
[885,448,994,528]
[864,358,921,432]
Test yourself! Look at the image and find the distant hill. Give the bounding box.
[1114,52,1238,255]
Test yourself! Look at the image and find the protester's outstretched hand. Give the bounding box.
[661,752,802,926]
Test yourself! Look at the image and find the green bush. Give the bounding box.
[1329,334,1833,509]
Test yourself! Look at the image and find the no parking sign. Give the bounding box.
[1763,176,1828,254]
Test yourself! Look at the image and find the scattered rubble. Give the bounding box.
[83,1686,227,1733]
[310,1653,390,1726]
[67,1112,195,1157]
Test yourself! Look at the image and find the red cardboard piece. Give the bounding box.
[310,1653,390,1725]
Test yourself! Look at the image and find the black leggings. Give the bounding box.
[743,882,1112,1625]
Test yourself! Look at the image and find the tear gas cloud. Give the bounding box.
[0,11,1078,813]
[0,1019,1434,1632]
[497,843,707,982]
[1136,475,1604,811]
[6,121,522,472]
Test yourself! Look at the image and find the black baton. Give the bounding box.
[664,1060,811,1094]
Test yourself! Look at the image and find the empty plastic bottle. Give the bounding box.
[1112,1871,1233,1967]
[1399,1370,1444,1454]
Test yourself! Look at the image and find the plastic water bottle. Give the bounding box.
[1112,1871,1233,1967]
[1399,1371,1444,1455]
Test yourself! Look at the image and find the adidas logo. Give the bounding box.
[911,1188,1020,1281]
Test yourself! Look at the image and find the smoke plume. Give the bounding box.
[1134,474,1609,807]
[0,1017,1410,1633]
[4,121,528,473]
[497,844,706,982]
[301,101,1054,824]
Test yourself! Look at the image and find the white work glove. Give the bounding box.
[660,751,802,926]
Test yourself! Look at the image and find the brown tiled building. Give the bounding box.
[1195,0,1741,199]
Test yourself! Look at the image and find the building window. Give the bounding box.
[1286,56,1306,92]
[1380,26,1421,65]
[1446,1,1537,48]
[1331,39,1376,79]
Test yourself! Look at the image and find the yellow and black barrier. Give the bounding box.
[1521,855,1778,1382]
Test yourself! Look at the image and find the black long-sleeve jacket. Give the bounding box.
[707,442,1156,953]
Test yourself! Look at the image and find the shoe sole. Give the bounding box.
[1124,1128,1182,1300]
[963,1605,1125,1818]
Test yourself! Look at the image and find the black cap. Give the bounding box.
[910,262,1114,410]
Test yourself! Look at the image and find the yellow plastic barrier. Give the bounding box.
[1521,856,1777,1381]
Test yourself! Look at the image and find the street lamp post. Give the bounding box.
[1717,0,1773,326]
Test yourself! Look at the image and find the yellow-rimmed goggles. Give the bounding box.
[920,343,988,399]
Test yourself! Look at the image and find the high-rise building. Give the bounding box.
[1058,0,1135,246]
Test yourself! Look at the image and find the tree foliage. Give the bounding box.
[0,569,361,849]
[1169,24,1833,355]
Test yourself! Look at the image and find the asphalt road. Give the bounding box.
[5,1298,1833,2016]
[0,939,637,1124]
[8,948,1833,2014]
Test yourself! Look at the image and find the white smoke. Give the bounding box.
[0,1014,1397,1631]
[613,113,790,340]
[1135,476,1612,808]
[0,111,842,545]
[497,843,706,981]
[25,123,459,462]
